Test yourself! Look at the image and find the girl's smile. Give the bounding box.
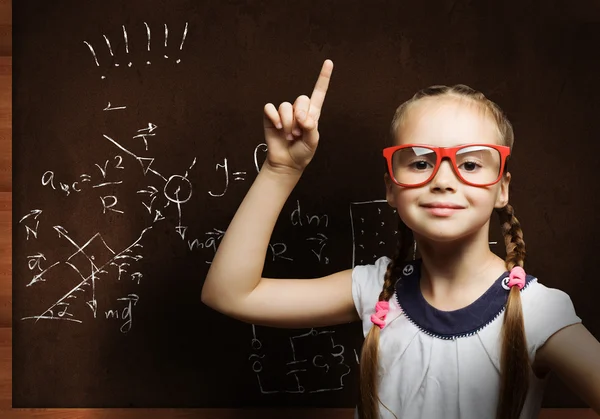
[421,204,465,217]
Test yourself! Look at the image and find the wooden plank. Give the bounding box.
[0,197,8,322]
[0,56,10,74]
[0,0,10,26]
[0,408,356,418]
[0,327,10,407]
[0,0,11,56]
[0,24,10,56]
[0,55,10,191]
[0,408,594,418]
[0,192,9,328]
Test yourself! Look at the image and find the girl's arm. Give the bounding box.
[535,323,600,414]
[201,60,359,329]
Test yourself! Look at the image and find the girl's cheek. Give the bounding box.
[467,188,499,207]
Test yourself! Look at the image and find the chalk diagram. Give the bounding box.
[19,117,200,333]
[17,21,406,396]
[18,22,203,334]
[249,325,351,394]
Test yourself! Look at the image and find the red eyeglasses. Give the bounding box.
[383,144,511,187]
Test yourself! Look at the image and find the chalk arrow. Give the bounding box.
[19,209,42,223]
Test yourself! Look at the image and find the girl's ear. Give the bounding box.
[384,173,395,207]
[495,171,511,208]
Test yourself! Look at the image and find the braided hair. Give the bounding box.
[358,85,529,419]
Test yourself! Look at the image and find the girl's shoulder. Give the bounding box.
[521,277,578,315]
[351,256,391,317]
[521,277,582,353]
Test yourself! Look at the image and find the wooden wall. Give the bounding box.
[0,1,596,417]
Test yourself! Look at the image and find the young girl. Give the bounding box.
[201,60,600,418]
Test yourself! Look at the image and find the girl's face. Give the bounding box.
[384,96,511,243]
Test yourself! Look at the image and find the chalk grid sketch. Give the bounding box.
[350,199,399,267]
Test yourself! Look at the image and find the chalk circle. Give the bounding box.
[164,175,192,204]
[252,361,263,373]
[251,338,262,350]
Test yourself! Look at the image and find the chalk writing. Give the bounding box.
[103,101,126,111]
[19,209,42,240]
[249,325,351,393]
[290,200,330,264]
[105,293,139,333]
[267,242,293,262]
[187,228,225,264]
[208,158,247,197]
[84,22,190,79]
[254,143,268,173]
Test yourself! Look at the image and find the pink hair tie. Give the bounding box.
[507,266,526,290]
[370,301,390,329]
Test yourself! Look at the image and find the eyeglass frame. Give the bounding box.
[382,143,511,188]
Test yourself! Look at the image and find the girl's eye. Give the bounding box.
[460,161,481,171]
[410,160,432,170]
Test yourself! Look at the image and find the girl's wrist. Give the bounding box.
[260,161,304,181]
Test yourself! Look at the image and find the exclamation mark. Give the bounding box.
[103,34,116,68]
[164,23,169,59]
[176,22,188,64]
[144,22,151,65]
[122,25,132,67]
[83,41,105,79]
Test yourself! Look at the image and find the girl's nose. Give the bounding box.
[429,159,458,191]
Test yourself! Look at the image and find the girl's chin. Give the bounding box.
[412,227,479,244]
[419,235,469,244]
[402,214,490,243]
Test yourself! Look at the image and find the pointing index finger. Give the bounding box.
[308,59,333,121]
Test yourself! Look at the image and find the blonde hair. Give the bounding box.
[359,85,528,419]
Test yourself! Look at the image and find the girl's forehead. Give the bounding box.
[395,97,502,147]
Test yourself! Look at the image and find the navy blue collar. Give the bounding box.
[394,259,535,340]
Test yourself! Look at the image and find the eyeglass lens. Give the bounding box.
[391,146,502,185]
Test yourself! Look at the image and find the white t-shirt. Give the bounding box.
[351,256,582,419]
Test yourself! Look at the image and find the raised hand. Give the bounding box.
[262,59,333,174]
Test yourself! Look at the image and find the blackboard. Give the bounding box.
[13,0,600,409]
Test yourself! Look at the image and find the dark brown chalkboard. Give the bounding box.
[13,0,600,409]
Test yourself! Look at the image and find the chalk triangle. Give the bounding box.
[138,157,155,175]
[154,210,165,223]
